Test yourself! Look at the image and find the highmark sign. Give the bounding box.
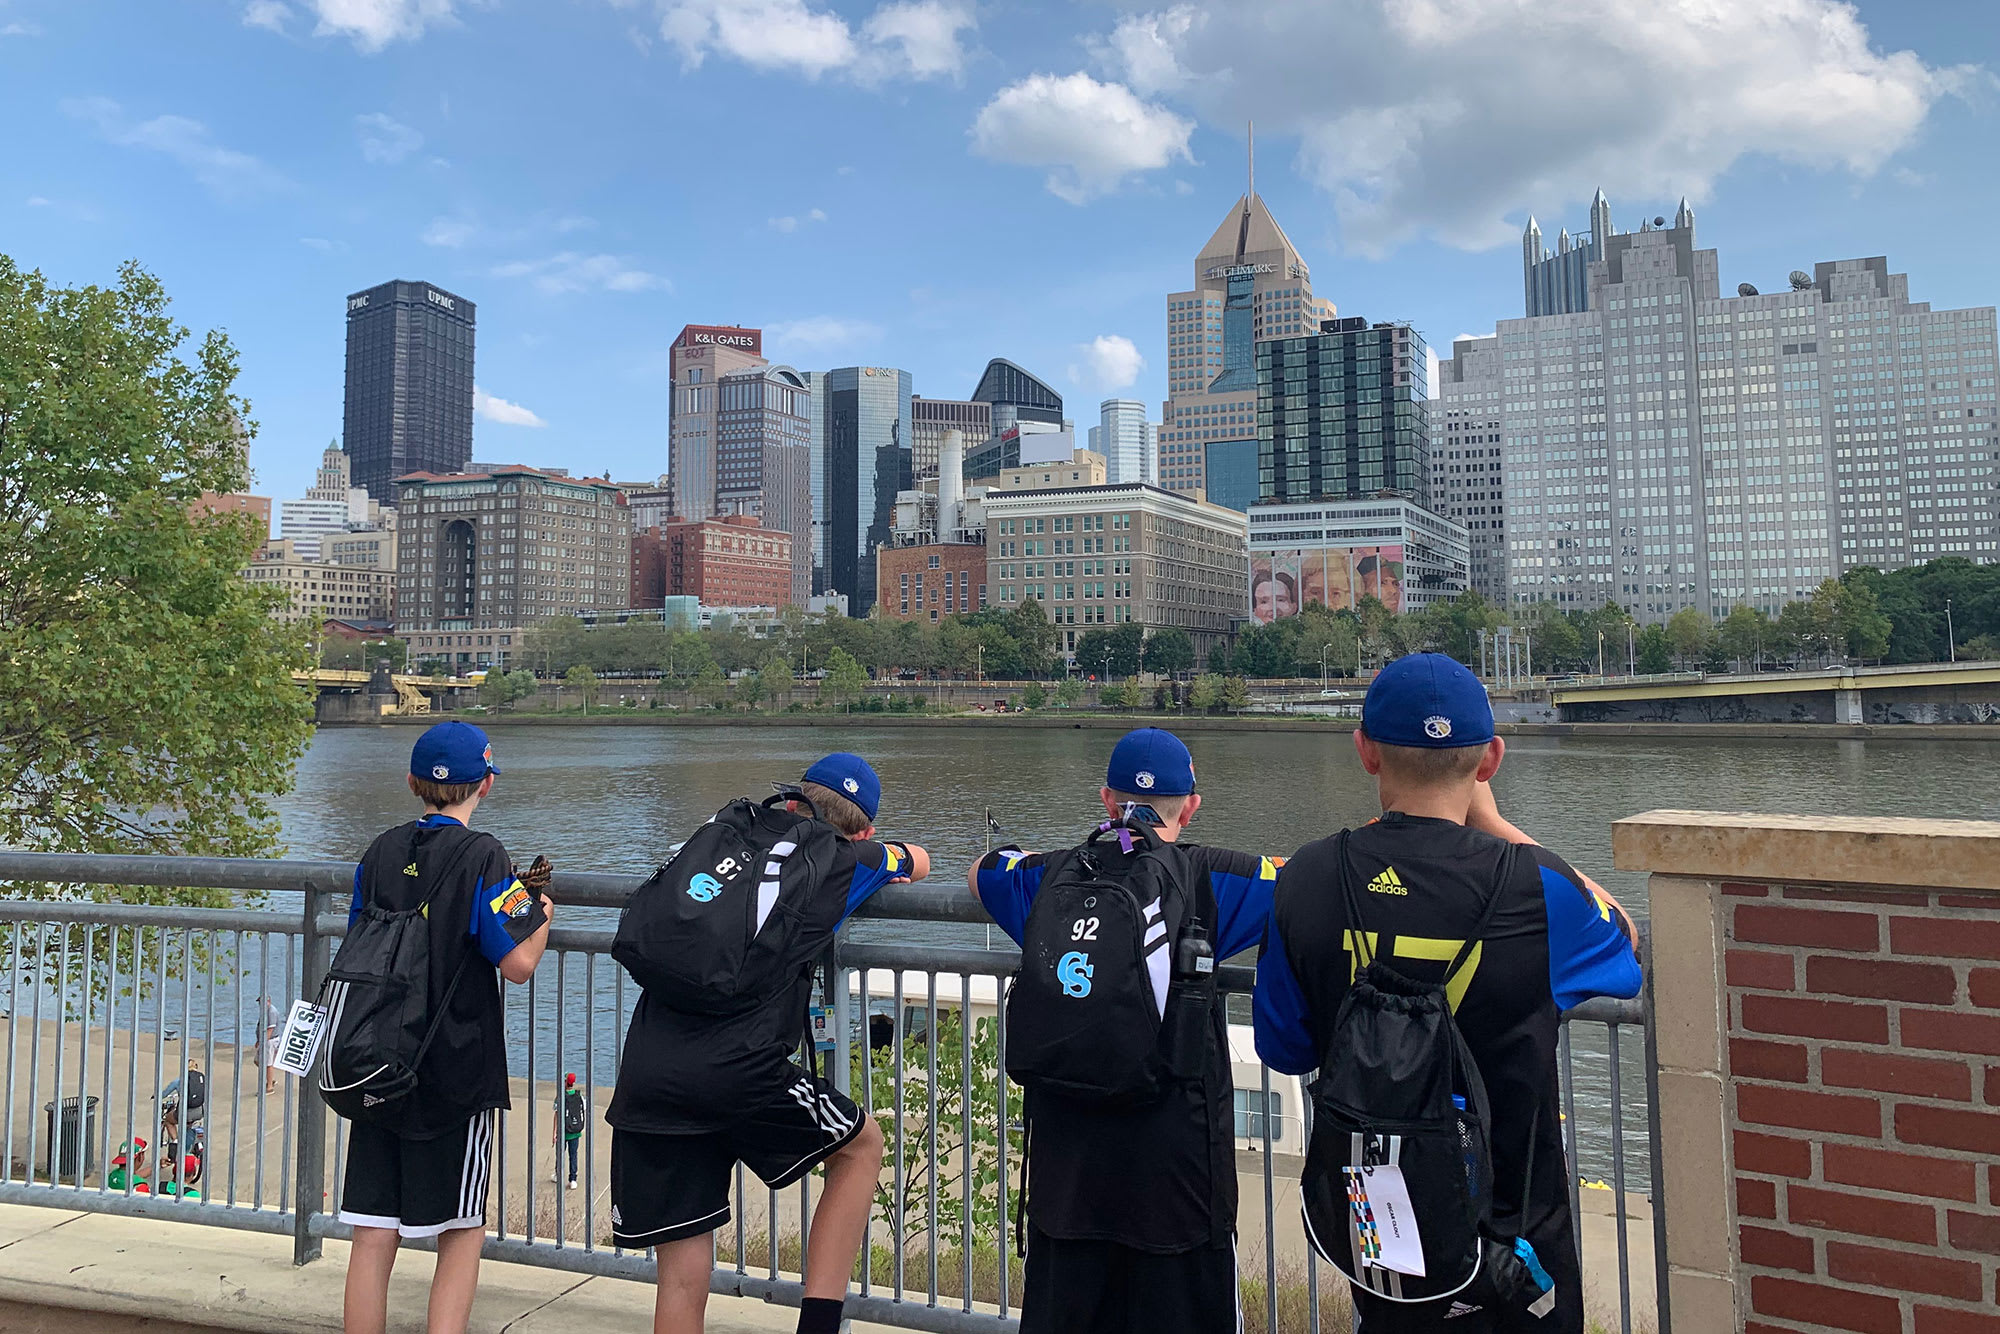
[1203,262,1277,280]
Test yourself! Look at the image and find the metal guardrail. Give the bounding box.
[0,852,1666,1333]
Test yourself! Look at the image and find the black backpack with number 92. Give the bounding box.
[1004,820,1211,1104]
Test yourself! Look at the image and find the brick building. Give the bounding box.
[633,515,793,610]
[191,492,272,529]
[876,543,988,622]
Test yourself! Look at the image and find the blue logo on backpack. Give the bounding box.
[1057,951,1094,998]
[687,873,722,903]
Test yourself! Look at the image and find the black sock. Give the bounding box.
[796,1296,843,1334]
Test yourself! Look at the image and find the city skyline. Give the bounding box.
[3,2,1994,510]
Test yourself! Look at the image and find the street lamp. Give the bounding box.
[976,643,984,685]
[1321,643,1333,692]
[1946,597,1956,664]
[1597,630,1605,678]
[1627,622,1636,676]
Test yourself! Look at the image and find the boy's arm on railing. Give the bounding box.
[1470,779,1640,950]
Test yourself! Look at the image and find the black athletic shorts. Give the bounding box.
[1020,1225,1240,1334]
[609,1070,865,1249]
[339,1111,495,1239]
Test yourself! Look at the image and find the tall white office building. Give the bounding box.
[279,442,376,558]
[1431,339,1507,604]
[1094,398,1157,485]
[1491,191,1997,624]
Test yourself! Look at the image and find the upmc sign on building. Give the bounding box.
[676,324,762,356]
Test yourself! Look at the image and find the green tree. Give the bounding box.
[1839,580,1892,661]
[0,258,312,889]
[1221,676,1250,712]
[1635,624,1673,674]
[1140,627,1196,676]
[1188,673,1221,713]
[692,661,728,709]
[1020,681,1046,710]
[820,646,867,712]
[1075,621,1144,679]
[1666,607,1713,669]
[756,656,792,710]
[735,666,766,710]
[1098,681,1129,710]
[1718,605,1768,672]
[1053,677,1084,709]
[563,663,599,711]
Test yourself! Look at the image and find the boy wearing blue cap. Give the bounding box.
[1253,654,1640,1334]
[970,727,1284,1334]
[608,752,930,1334]
[339,721,553,1334]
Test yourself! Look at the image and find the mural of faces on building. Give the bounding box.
[1248,545,1406,621]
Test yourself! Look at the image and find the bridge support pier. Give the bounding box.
[1834,688,1863,724]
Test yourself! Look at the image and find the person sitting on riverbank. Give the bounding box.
[337,721,554,1334]
[970,727,1285,1334]
[1252,652,1640,1334]
[607,752,929,1334]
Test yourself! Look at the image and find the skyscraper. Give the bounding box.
[1493,201,1998,622]
[668,324,766,520]
[970,359,1063,439]
[818,366,913,613]
[1521,189,1621,317]
[1160,168,1335,508]
[279,441,374,557]
[716,364,814,605]
[343,280,476,503]
[1431,338,1508,603]
[912,397,992,482]
[1256,317,1430,507]
[1095,399,1157,485]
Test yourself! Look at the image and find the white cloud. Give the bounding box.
[970,72,1193,203]
[422,216,476,247]
[309,0,455,52]
[554,214,596,233]
[1091,0,1974,254]
[1069,334,1145,390]
[0,20,41,36]
[860,0,975,80]
[25,196,50,207]
[767,316,884,357]
[241,1,290,33]
[492,252,668,295]
[652,0,973,83]
[355,112,423,164]
[474,386,548,428]
[299,235,346,252]
[61,97,287,198]
[768,208,827,232]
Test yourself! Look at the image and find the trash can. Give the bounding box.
[43,1096,98,1182]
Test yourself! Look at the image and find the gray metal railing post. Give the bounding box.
[1640,931,1671,1334]
[293,884,329,1266]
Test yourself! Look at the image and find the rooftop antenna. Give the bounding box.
[1247,120,1255,203]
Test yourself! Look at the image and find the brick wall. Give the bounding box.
[1723,880,1999,1334]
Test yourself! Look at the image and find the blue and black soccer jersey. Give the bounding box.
[609,837,910,1134]
[350,814,545,1137]
[1252,814,1640,1332]
[976,839,1282,1253]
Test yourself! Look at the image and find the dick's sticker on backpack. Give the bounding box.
[1345,1165,1426,1276]
[274,998,328,1078]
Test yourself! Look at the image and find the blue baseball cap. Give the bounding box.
[799,752,881,822]
[410,721,501,784]
[1362,653,1495,749]
[1106,728,1196,796]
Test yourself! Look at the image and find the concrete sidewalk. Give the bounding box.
[0,1203,893,1333]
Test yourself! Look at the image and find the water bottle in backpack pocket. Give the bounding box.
[1003,820,1210,1104]
[611,794,839,1014]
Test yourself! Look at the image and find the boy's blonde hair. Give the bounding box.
[799,781,872,836]
[1365,737,1487,786]
[411,775,483,808]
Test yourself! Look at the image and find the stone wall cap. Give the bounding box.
[1612,810,2000,892]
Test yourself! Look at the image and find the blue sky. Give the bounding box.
[5,0,1998,508]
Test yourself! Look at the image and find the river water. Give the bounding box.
[261,723,1995,1185]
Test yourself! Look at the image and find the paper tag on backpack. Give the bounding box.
[1345,1164,1426,1276]
[273,999,327,1078]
